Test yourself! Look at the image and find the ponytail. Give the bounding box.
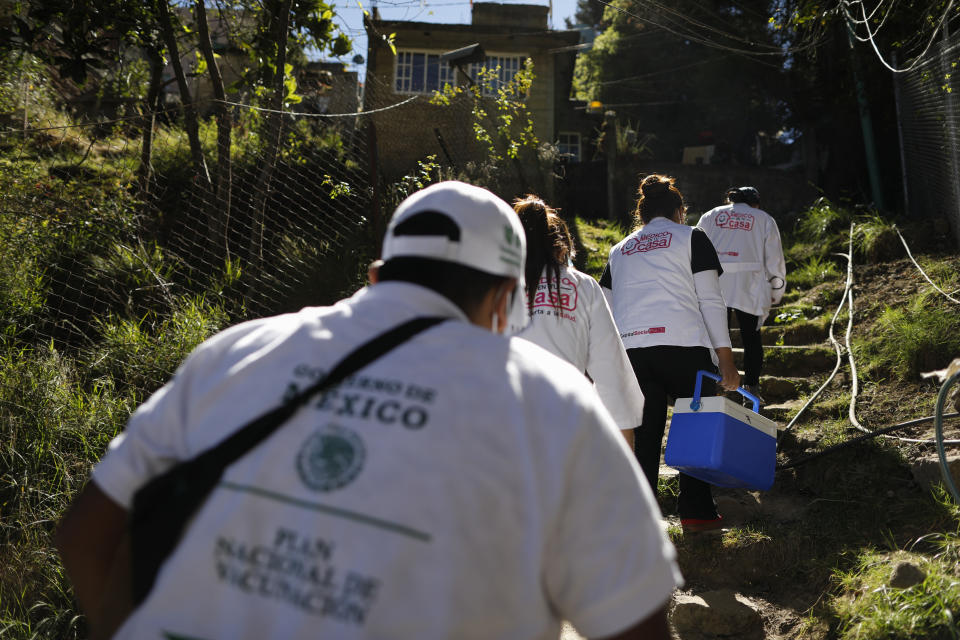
[513,195,574,313]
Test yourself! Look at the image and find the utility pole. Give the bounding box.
[604,110,617,222]
[890,51,910,216]
[845,18,886,211]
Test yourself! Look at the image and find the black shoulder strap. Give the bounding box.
[130,316,447,605]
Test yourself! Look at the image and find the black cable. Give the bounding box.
[777,412,960,471]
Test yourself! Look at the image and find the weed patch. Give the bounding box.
[833,543,960,640]
[854,292,960,380]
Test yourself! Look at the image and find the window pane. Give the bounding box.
[396,51,413,92]
[426,54,439,91]
[411,52,425,92]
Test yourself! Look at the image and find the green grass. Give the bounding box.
[573,216,627,279]
[790,255,843,290]
[833,533,960,640]
[852,213,901,263]
[795,198,854,242]
[854,290,960,380]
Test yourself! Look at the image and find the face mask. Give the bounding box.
[490,280,528,335]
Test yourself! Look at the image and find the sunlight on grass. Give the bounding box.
[573,216,625,280]
[853,289,960,380]
[832,543,960,640]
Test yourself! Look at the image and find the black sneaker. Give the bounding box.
[741,384,765,409]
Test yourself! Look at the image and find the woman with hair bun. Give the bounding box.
[601,174,739,533]
[511,195,644,449]
[697,186,786,404]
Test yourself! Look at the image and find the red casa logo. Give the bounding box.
[715,212,754,231]
[621,231,672,255]
[532,276,578,311]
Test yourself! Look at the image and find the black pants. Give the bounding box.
[732,308,763,387]
[627,345,719,521]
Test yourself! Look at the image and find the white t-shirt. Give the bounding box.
[93,281,682,640]
[513,265,645,430]
[697,202,787,323]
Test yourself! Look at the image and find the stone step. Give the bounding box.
[758,399,805,424]
[754,375,818,404]
[730,322,829,348]
[732,345,837,377]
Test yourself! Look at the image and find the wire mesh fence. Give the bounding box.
[895,28,960,247]
[0,95,380,399]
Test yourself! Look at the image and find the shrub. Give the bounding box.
[795,198,853,242]
[853,213,900,263]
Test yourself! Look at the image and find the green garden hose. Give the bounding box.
[936,370,960,504]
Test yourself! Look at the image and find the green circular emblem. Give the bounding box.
[296,425,366,492]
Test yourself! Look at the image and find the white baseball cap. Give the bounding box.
[383,181,525,278]
[381,181,529,329]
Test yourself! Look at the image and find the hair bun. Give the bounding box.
[640,175,673,197]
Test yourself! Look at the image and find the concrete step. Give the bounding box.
[733,345,837,377]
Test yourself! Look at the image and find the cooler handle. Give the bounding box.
[691,369,760,413]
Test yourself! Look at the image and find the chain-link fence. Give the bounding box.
[0,93,393,398]
[895,28,960,247]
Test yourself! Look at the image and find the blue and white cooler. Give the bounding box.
[664,370,778,491]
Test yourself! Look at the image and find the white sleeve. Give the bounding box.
[544,405,682,637]
[91,366,193,509]
[90,322,250,508]
[765,218,787,305]
[584,283,644,429]
[693,269,732,349]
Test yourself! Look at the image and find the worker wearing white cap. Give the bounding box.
[56,181,681,640]
[697,186,786,402]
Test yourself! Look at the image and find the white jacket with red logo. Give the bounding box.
[513,265,645,430]
[603,217,728,353]
[696,202,786,322]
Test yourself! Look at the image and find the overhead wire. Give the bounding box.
[842,0,957,72]
[893,224,960,305]
[640,0,788,52]
[599,55,732,85]
[843,0,898,28]
[591,0,827,58]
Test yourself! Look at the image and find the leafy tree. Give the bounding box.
[573,0,787,163]
[1,0,352,261]
[565,0,604,30]
[770,0,960,204]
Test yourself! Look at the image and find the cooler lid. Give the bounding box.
[673,395,778,437]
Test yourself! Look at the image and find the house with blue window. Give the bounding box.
[363,2,592,183]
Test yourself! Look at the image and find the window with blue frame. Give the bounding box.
[394,50,457,94]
